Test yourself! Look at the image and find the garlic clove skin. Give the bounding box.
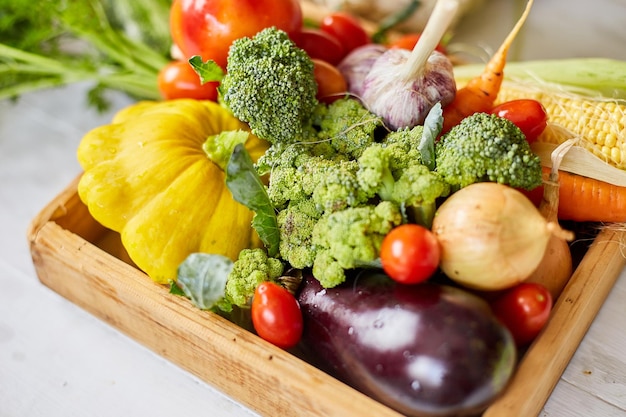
[337,43,388,98]
[361,48,456,130]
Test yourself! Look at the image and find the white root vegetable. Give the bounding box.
[431,182,575,291]
[360,0,459,129]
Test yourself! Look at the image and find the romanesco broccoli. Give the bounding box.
[311,201,403,288]
[276,200,320,269]
[220,27,318,145]
[435,112,543,190]
[356,138,450,226]
[223,248,285,309]
[312,97,384,159]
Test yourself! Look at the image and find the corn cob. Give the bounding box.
[494,81,626,170]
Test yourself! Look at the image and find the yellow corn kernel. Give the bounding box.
[495,82,626,170]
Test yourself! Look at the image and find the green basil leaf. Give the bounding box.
[420,101,443,171]
[226,144,280,257]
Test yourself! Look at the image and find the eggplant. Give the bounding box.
[297,272,517,417]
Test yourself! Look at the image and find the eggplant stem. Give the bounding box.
[401,0,460,81]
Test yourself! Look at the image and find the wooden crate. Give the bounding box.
[28,176,626,417]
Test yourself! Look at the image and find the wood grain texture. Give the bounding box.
[28,181,403,417]
[28,178,626,417]
[483,227,626,417]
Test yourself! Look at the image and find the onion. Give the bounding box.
[431,182,574,291]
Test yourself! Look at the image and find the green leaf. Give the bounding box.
[169,280,186,296]
[189,55,225,84]
[226,144,280,257]
[420,102,443,171]
[176,253,233,310]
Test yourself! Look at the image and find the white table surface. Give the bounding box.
[1,1,625,416]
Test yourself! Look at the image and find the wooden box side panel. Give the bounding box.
[29,220,403,417]
[484,227,626,417]
[28,179,626,417]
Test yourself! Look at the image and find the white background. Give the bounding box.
[1,0,625,416]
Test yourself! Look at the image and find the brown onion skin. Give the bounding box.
[297,272,517,417]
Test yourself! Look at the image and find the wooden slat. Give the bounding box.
[28,187,404,417]
[28,177,626,417]
[484,227,626,417]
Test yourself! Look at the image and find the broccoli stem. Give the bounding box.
[378,166,397,202]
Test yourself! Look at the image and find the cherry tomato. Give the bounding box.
[319,12,370,56]
[157,60,219,101]
[490,282,553,346]
[388,33,447,55]
[491,99,548,143]
[170,0,303,69]
[251,282,303,349]
[379,224,440,285]
[290,28,345,65]
[312,59,348,104]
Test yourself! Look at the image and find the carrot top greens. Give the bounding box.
[0,0,171,110]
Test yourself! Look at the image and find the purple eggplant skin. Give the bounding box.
[297,272,517,417]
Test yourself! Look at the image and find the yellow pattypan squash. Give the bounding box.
[77,99,269,283]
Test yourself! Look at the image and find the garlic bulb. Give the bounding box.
[337,43,387,98]
[361,49,455,129]
[359,0,459,130]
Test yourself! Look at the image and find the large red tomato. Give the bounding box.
[170,0,303,70]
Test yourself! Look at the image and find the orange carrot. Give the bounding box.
[549,167,626,223]
[441,0,534,133]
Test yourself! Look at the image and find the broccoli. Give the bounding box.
[435,112,543,190]
[223,248,285,309]
[276,200,320,269]
[311,201,403,288]
[220,27,319,145]
[357,138,450,226]
[312,97,384,159]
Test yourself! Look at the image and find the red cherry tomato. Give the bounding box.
[319,12,371,56]
[491,99,548,143]
[388,33,447,55]
[251,282,303,349]
[379,224,440,285]
[290,28,345,65]
[157,60,219,101]
[312,59,348,104]
[170,0,303,69]
[490,282,553,346]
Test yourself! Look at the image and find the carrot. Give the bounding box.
[549,166,626,223]
[441,0,534,133]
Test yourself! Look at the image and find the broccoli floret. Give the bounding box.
[313,97,384,159]
[265,143,369,213]
[311,201,403,288]
[223,248,285,309]
[435,112,543,190]
[276,200,321,269]
[307,157,368,213]
[357,141,450,226]
[220,27,318,144]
